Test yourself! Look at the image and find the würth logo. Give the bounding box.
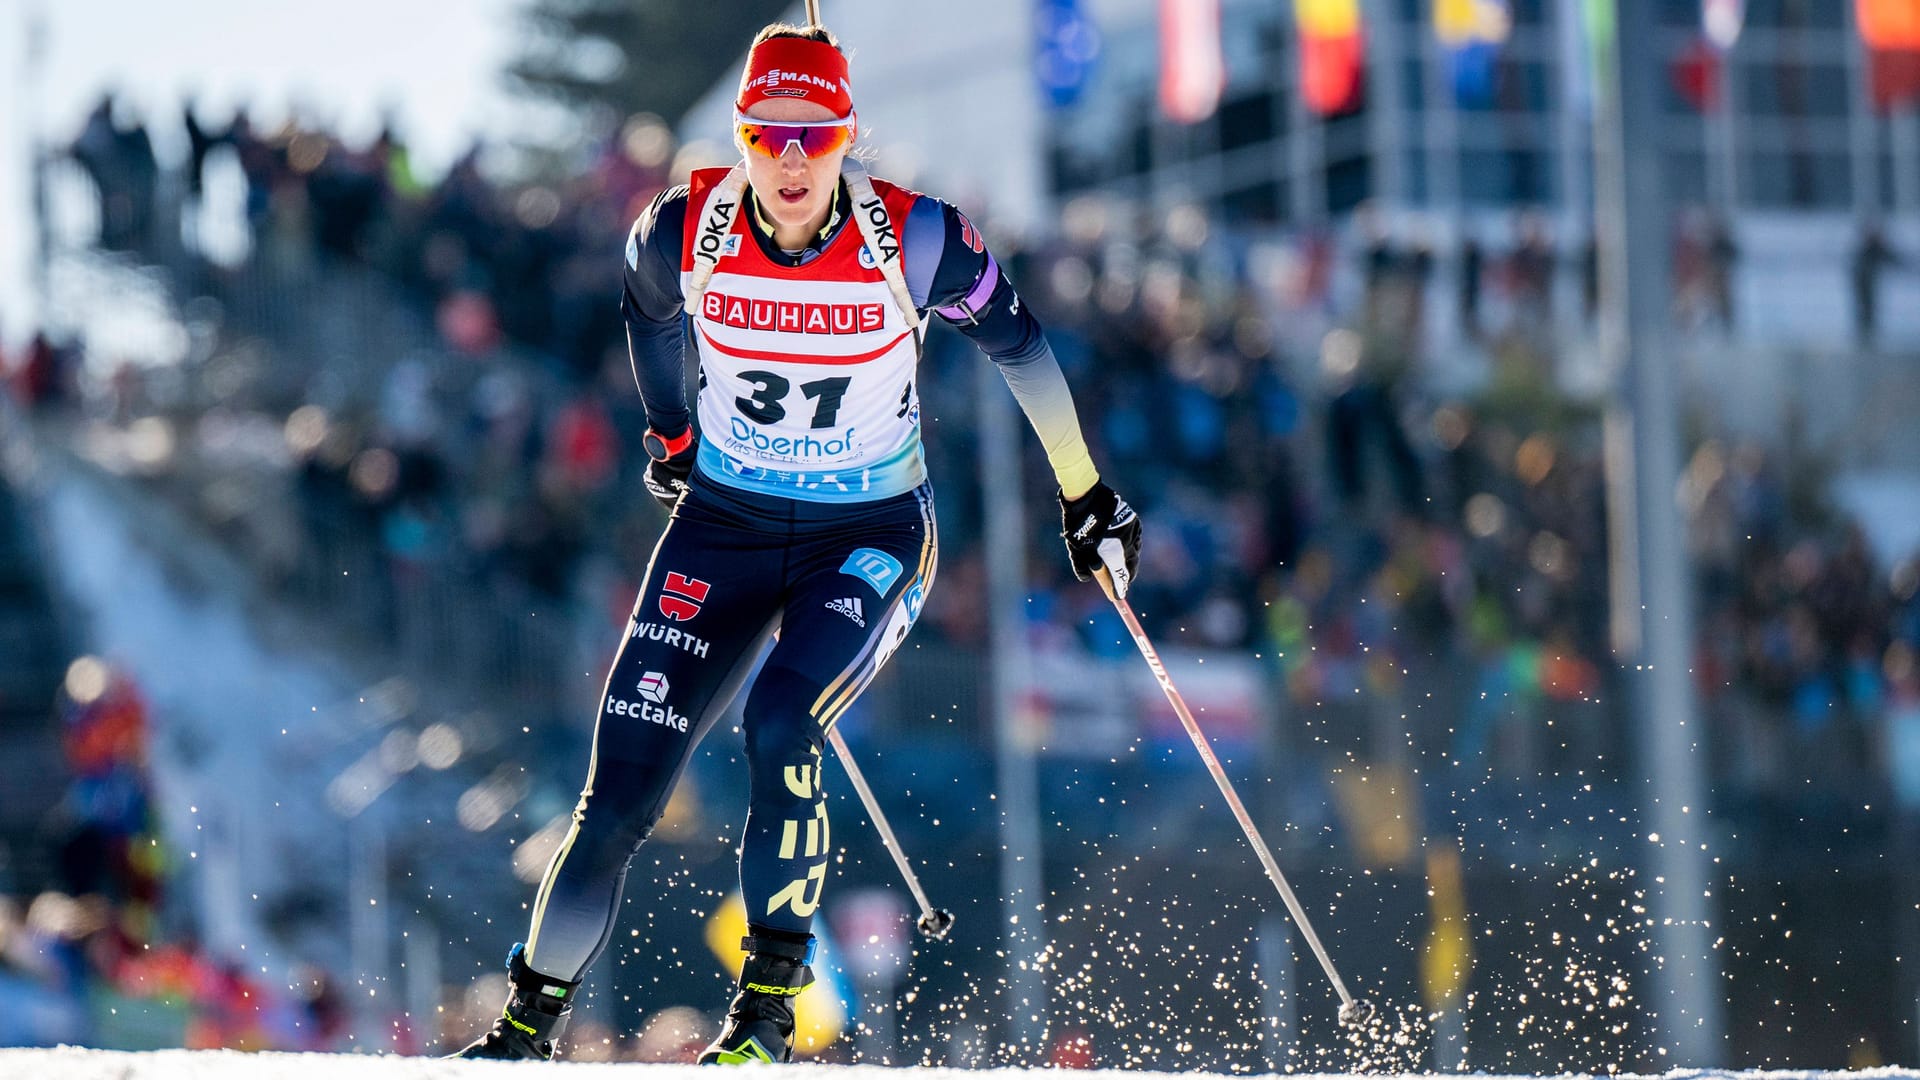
[824,597,866,628]
[703,291,885,336]
[658,572,711,622]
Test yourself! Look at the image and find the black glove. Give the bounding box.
[643,427,696,510]
[1058,481,1141,598]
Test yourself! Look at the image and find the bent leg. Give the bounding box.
[740,503,935,938]
[523,517,778,981]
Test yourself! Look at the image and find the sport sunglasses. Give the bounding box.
[733,112,857,160]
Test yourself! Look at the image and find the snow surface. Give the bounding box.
[0,1053,1915,1080]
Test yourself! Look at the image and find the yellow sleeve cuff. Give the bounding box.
[1053,455,1100,502]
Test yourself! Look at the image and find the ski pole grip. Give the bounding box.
[1093,566,1119,604]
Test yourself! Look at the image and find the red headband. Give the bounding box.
[737,36,853,118]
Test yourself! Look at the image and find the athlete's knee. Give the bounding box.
[741,666,828,768]
[565,785,663,870]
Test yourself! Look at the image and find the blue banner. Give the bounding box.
[1036,0,1100,108]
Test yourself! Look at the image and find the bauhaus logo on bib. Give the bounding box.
[704,290,885,336]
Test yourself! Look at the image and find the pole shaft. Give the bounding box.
[826,725,937,920]
[1102,576,1354,1008]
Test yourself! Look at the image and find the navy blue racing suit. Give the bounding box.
[520,176,1096,981]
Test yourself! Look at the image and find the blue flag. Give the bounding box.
[1036,0,1101,108]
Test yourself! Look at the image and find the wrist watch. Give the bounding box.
[644,427,694,462]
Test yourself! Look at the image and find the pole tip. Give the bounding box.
[1337,999,1376,1028]
[916,908,954,940]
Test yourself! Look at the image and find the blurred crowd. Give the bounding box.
[24,94,1920,796]
[5,87,1918,1062]
[70,93,662,377]
[0,660,348,1051]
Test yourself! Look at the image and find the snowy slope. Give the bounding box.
[1,1054,1916,1080]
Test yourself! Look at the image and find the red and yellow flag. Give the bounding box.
[1296,0,1365,116]
[1860,0,1920,109]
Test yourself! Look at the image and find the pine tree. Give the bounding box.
[507,0,795,127]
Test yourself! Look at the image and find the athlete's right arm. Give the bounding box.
[622,184,693,439]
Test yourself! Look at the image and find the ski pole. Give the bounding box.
[1095,568,1375,1028]
[804,0,822,27]
[825,724,955,940]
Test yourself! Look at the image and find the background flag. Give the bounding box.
[1858,0,1920,111]
[1037,0,1101,109]
[1297,0,1365,117]
[1159,0,1227,123]
[1702,0,1744,51]
[1434,0,1512,108]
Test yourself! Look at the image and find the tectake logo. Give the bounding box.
[703,290,884,335]
[606,692,688,732]
[637,671,670,702]
[658,572,710,622]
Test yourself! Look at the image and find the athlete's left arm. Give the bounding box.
[903,198,1100,501]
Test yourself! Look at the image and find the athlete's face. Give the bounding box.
[739,98,854,247]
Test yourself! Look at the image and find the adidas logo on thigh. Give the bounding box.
[824,597,866,628]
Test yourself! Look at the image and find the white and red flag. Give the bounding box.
[1159,0,1228,124]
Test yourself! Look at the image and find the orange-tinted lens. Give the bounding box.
[736,121,852,159]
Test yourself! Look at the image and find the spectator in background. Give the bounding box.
[1579,232,1600,324]
[1458,231,1483,342]
[1675,208,1739,333]
[1852,220,1899,348]
[181,97,227,205]
[7,332,74,412]
[1322,328,1423,517]
[1358,207,1435,350]
[71,97,162,251]
[1705,211,1738,332]
[1506,210,1555,334]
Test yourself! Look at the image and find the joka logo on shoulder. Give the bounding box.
[658,572,711,622]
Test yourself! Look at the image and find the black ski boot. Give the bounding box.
[450,942,581,1060]
[698,930,816,1065]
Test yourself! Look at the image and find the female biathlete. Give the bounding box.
[456,21,1141,1063]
